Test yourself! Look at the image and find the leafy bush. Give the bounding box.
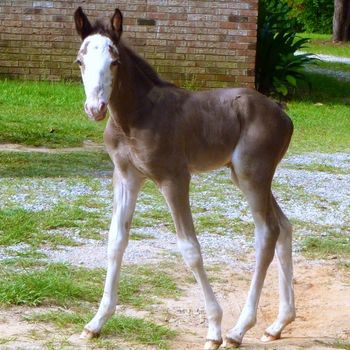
[285,0,334,34]
[255,0,314,98]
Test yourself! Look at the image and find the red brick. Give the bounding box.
[0,0,257,87]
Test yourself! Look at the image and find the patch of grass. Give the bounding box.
[8,248,47,259]
[0,262,179,309]
[0,151,112,178]
[0,204,106,248]
[0,263,101,306]
[288,72,350,153]
[27,311,176,349]
[121,265,179,308]
[316,340,350,350]
[181,74,200,91]
[195,214,253,236]
[299,32,350,58]
[283,163,349,174]
[130,232,154,240]
[196,213,231,235]
[0,337,17,346]
[1,257,46,269]
[133,207,174,230]
[316,60,350,72]
[0,79,105,147]
[294,71,350,103]
[301,234,350,259]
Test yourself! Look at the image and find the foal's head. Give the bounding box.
[74,7,123,121]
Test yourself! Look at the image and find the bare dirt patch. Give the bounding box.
[1,257,349,349]
[166,257,350,350]
[0,141,104,153]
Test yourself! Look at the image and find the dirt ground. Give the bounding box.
[1,256,349,350]
[167,257,350,350]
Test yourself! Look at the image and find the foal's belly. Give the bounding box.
[187,147,233,173]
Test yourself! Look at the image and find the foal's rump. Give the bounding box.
[182,87,293,173]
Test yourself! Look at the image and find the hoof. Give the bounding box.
[260,332,281,342]
[221,337,241,348]
[204,338,223,350]
[80,328,100,340]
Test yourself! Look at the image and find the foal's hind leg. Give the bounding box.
[261,196,295,342]
[224,165,280,348]
[160,174,223,350]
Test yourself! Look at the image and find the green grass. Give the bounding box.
[27,311,175,349]
[299,32,350,57]
[0,262,178,308]
[196,214,254,236]
[316,60,350,72]
[1,75,350,154]
[288,71,350,153]
[0,151,112,178]
[283,162,349,174]
[0,79,105,147]
[0,263,101,307]
[0,204,106,248]
[120,265,179,308]
[301,234,350,258]
[316,340,350,350]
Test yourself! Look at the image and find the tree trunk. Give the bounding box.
[333,0,350,42]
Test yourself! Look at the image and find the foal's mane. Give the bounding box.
[90,20,176,88]
[121,44,176,88]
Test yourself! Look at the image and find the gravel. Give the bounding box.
[1,152,349,269]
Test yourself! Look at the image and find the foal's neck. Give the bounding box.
[109,43,163,134]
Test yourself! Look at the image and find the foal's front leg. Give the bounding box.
[160,175,223,350]
[81,167,144,338]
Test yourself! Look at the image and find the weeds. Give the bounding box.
[0,262,179,309]
[27,311,176,349]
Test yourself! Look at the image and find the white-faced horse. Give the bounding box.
[74,7,295,349]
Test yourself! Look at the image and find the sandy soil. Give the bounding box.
[166,257,350,350]
[1,257,349,350]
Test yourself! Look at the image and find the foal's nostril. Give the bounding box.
[99,102,107,112]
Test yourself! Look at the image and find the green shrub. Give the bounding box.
[285,0,334,34]
[255,0,314,98]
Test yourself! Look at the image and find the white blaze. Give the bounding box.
[78,34,118,118]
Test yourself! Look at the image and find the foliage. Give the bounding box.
[285,0,334,34]
[255,0,314,98]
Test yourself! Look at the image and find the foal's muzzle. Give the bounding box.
[84,101,107,121]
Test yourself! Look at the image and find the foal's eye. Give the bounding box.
[111,59,119,66]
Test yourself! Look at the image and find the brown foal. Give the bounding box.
[74,7,295,349]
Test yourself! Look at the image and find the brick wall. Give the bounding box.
[0,0,258,89]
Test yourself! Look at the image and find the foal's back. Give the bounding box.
[166,87,293,173]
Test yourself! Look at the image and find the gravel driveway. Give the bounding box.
[1,152,349,270]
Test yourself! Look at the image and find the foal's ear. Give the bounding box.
[111,8,123,39]
[74,7,93,40]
